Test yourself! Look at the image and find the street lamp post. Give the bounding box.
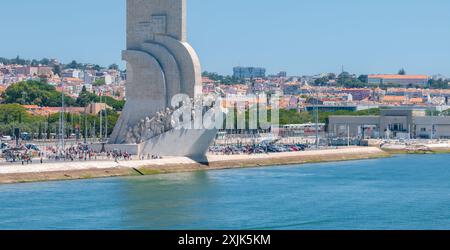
[84,112,88,144]
[315,96,319,149]
[307,88,320,149]
[58,79,66,154]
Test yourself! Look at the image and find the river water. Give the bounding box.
[1,154,449,230]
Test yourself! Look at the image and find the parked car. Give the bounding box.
[25,144,40,151]
[1,136,12,141]
[21,132,31,141]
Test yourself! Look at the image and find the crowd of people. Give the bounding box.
[0,141,170,165]
[3,150,36,165]
[46,144,135,162]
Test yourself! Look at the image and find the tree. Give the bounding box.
[279,110,312,125]
[328,73,336,80]
[337,72,353,86]
[428,78,449,89]
[46,116,51,139]
[38,123,43,139]
[0,104,27,123]
[314,77,329,86]
[93,78,106,86]
[2,80,77,107]
[335,72,368,88]
[10,55,29,65]
[93,65,102,71]
[398,68,406,75]
[31,59,39,66]
[358,75,368,83]
[53,65,62,76]
[39,58,50,65]
[76,86,125,111]
[66,60,80,69]
[100,96,125,111]
[108,64,119,70]
[202,71,242,85]
[76,86,97,107]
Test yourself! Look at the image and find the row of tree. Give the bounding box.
[0,56,121,72]
[0,103,119,138]
[0,56,36,66]
[0,87,385,136]
[1,80,125,111]
[202,71,245,85]
[221,108,382,129]
[314,70,449,89]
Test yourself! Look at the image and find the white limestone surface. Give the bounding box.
[0,147,384,175]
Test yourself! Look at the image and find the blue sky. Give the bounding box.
[1,0,449,76]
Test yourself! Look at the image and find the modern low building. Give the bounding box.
[305,105,377,113]
[305,105,358,113]
[280,123,326,137]
[329,108,450,139]
[233,67,266,79]
[368,74,429,86]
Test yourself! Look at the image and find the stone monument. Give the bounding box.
[107,0,217,160]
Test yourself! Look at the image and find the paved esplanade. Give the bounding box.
[108,0,215,160]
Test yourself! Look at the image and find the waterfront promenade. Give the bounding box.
[0,147,387,184]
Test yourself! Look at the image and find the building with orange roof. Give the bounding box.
[63,77,84,84]
[202,77,216,84]
[409,98,424,104]
[340,88,372,101]
[21,105,87,116]
[22,105,40,109]
[368,74,429,86]
[382,95,406,104]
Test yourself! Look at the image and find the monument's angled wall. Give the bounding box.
[140,127,218,161]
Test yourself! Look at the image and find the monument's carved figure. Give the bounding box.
[109,0,216,160]
[125,107,176,144]
[123,98,218,145]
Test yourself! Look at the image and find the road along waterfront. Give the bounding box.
[0,147,388,184]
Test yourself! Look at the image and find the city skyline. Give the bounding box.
[1,0,449,76]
